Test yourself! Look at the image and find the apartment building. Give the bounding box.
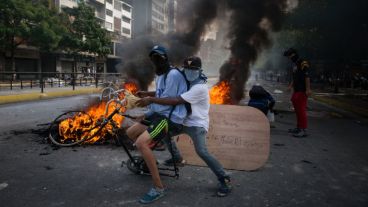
[132,0,169,37]
[53,0,133,73]
[168,0,177,33]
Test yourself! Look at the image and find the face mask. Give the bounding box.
[184,69,201,81]
[151,53,168,75]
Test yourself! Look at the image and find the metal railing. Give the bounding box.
[0,72,126,93]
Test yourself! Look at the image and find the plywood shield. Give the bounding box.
[176,105,270,171]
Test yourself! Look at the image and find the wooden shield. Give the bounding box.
[176,105,270,171]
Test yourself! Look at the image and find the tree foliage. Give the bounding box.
[30,1,67,52]
[60,1,111,57]
[0,0,66,52]
[0,0,35,52]
[0,0,111,73]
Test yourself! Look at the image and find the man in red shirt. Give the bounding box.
[284,48,312,137]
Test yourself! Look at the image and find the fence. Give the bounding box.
[0,72,126,93]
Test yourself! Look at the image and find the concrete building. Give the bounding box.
[132,0,169,37]
[0,0,134,77]
[52,0,133,73]
[167,0,177,33]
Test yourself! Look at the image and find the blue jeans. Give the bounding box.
[166,126,228,180]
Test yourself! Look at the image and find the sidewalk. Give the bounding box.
[0,86,100,105]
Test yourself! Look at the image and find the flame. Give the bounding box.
[123,82,139,94]
[58,82,139,144]
[209,81,232,104]
[58,102,126,144]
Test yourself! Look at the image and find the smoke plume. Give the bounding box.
[117,0,218,89]
[165,0,218,64]
[116,36,155,90]
[219,0,288,103]
[117,0,289,101]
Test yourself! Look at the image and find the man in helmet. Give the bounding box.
[283,48,312,137]
[126,45,188,204]
[137,56,232,197]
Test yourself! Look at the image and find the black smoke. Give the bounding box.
[117,0,218,89]
[165,0,218,64]
[117,0,288,98]
[219,0,287,103]
[116,36,155,90]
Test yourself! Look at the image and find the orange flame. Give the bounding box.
[58,101,126,144]
[123,82,139,94]
[209,81,232,105]
[58,82,139,144]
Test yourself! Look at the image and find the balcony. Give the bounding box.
[88,0,104,5]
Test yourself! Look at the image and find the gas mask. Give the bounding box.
[184,68,201,82]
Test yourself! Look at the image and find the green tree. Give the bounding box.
[59,1,111,70]
[30,1,67,52]
[0,0,34,75]
[0,0,66,79]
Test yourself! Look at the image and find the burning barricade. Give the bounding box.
[209,81,232,105]
[49,82,139,147]
[49,78,235,147]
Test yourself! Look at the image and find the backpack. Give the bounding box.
[163,67,192,115]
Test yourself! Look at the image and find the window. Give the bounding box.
[152,20,164,30]
[114,17,121,32]
[105,21,113,30]
[106,9,113,17]
[122,4,131,12]
[121,0,132,4]
[122,16,130,23]
[114,0,121,11]
[152,10,164,21]
[152,2,164,13]
[106,0,113,4]
[122,27,131,35]
[108,42,114,55]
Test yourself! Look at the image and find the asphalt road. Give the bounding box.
[0,81,368,207]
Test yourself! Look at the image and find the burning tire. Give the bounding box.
[100,87,116,102]
[48,111,97,147]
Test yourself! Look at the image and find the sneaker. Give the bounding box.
[163,157,186,167]
[293,129,308,137]
[288,128,300,134]
[139,187,166,204]
[217,177,232,197]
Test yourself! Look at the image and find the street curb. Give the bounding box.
[313,95,368,118]
[0,88,101,105]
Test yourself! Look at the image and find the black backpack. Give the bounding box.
[163,67,192,115]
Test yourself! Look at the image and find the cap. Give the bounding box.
[183,56,202,70]
[149,45,167,57]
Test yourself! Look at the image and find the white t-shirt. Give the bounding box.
[180,84,210,131]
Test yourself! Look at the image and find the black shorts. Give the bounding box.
[141,113,183,141]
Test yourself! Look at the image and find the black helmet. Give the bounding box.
[183,56,202,70]
[283,48,298,57]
